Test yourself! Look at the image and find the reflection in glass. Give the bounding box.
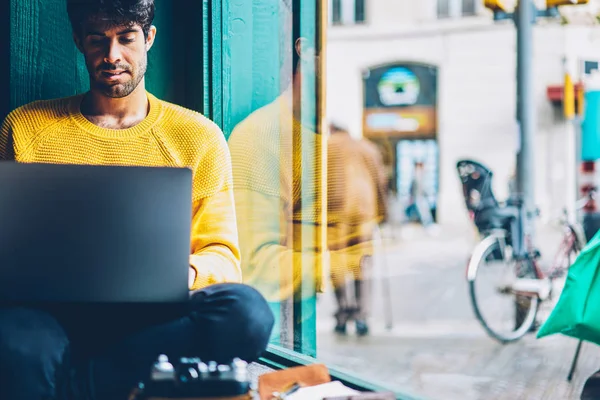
[228,0,323,355]
[326,124,388,336]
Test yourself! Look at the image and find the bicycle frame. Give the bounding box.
[539,194,590,279]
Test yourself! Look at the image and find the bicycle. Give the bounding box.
[457,159,589,344]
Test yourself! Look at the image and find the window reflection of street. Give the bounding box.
[321,0,600,398]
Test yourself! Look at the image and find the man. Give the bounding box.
[0,1,274,399]
[327,124,387,335]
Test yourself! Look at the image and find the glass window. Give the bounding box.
[355,0,366,24]
[462,0,477,16]
[437,0,451,19]
[332,0,342,25]
[226,0,324,357]
[331,0,364,26]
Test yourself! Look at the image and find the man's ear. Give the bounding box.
[73,32,84,53]
[295,37,314,61]
[146,25,157,51]
[295,37,304,60]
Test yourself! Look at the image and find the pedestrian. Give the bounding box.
[327,124,388,336]
[407,160,439,235]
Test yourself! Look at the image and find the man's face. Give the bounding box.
[295,38,319,82]
[74,21,156,98]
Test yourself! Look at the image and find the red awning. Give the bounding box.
[547,83,584,105]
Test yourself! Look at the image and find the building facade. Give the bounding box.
[326,0,600,229]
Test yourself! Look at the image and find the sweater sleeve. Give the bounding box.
[189,188,242,290]
[188,128,242,290]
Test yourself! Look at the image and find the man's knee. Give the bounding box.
[0,308,71,399]
[227,283,275,338]
[191,283,274,361]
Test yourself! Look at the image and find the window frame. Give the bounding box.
[461,0,478,16]
[329,0,366,26]
[437,0,452,19]
[260,345,425,399]
[331,0,342,25]
[438,0,479,19]
[354,0,366,24]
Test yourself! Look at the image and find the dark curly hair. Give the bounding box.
[67,0,155,38]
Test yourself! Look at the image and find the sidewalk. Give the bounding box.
[316,222,600,400]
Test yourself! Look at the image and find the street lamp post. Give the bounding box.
[515,0,537,245]
[485,0,589,247]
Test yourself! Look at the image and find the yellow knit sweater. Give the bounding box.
[0,92,241,290]
[228,93,323,302]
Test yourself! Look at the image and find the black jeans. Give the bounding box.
[0,283,274,400]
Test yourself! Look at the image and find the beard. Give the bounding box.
[89,57,147,98]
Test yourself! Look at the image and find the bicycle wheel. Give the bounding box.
[468,237,539,343]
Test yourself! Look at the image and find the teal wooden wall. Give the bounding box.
[0,0,9,122]
[222,0,283,137]
[9,0,89,110]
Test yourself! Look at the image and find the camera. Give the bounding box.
[131,354,254,399]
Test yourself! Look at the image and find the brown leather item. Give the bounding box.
[258,364,331,400]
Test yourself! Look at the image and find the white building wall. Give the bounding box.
[327,19,600,229]
[364,0,600,26]
[373,0,439,26]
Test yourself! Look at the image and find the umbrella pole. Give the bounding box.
[568,340,584,382]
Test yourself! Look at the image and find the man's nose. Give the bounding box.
[104,41,123,65]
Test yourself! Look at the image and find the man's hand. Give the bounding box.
[189,266,197,289]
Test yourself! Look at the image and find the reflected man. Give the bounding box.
[228,0,322,349]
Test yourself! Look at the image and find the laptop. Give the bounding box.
[0,162,192,304]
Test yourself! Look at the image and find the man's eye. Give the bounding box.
[89,38,104,45]
[121,37,135,43]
